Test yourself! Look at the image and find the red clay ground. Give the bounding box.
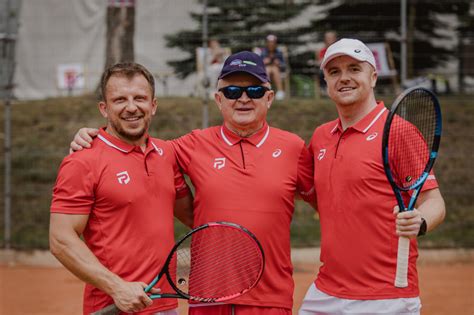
[1,262,473,314]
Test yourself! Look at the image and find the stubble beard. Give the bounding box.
[110,118,148,142]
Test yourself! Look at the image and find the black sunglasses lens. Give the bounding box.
[222,86,243,99]
[246,86,266,99]
[220,86,268,99]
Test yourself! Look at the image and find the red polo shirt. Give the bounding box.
[171,122,315,310]
[51,128,189,315]
[309,102,438,300]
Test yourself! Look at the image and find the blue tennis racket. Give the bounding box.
[382,86,442,288]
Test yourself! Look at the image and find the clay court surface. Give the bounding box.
[1,250,473,315]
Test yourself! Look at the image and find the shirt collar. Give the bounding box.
[330,101,386,135]
[220,122,270,148]
[97,127,154,154]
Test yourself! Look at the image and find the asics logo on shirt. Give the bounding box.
[213,157,226,170]
[318,149,326,161]
[366,132,378,141]
[116,171,130,184]
[272,149,282,158]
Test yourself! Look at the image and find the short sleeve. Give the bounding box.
[296,144,316,205]
[170,130,201,174]
[169,146,190,199]
[421,169,439,192]
[50,156,95,214]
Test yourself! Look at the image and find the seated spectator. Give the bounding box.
[207,38,226,92]
[261,34,286,100]
[316,31,338,93]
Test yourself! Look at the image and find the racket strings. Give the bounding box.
[187,230,261,296]
[185,241,260,291]
[388,89,437,190]
[169,225,263,301]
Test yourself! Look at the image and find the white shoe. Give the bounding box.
[275,90,285,100]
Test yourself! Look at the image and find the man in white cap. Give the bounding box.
[299,38,446,315]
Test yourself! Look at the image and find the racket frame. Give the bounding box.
[382,86,442,212]
[146,221,265,302]
[381,86,442,288]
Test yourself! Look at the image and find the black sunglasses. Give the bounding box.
[218,85,271,99]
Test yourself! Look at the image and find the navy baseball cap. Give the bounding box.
[219,51,269,82]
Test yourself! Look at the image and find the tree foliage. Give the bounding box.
[165,0,313,78]
[302,0,472,77]
[166,0,472,79]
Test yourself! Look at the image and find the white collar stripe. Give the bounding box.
[220,125,270,148]
[98,134,128,153]
[363,107,387,133]
[220,127,233,146]
[256,126,270,148]
[330,124,338,134]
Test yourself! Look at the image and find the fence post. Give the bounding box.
[1,0,20,249]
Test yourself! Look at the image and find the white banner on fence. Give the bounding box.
[367,43,397,78]
[57,64,85,90]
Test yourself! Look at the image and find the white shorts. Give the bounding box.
[298,283,421,315]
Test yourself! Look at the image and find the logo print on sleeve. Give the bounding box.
[116,171,130,184]
[213,157,226,170]
[366,132,378,141]
[272,149,282,158]
[318,149,326,161]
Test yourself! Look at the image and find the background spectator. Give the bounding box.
[261,34,286,100]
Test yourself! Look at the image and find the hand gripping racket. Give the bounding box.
[382,86,442,288]
[92,221,265,315]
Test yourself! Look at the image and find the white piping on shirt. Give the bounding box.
[329,107,387,134]
[256,126,270,148]
[220,127,233,146]
[362,107,387,133]
[220,125,270,148]
[97,134,128,153]
[150,141,160,152]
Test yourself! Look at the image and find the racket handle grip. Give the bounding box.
[90,303,120,315]
[394,236,410,288]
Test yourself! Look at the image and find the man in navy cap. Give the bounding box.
[173,50,316,314]
[70,51,317,315]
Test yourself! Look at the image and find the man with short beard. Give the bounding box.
[49,62,193,315]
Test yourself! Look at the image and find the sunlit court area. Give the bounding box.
[1,1,474,315]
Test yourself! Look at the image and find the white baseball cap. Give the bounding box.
[320,38,376,70]
[266,34,277,42]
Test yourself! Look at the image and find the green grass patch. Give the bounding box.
[0,94,472,249]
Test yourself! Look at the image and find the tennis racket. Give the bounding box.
[92,221,265,315]
[382,86,442,288]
